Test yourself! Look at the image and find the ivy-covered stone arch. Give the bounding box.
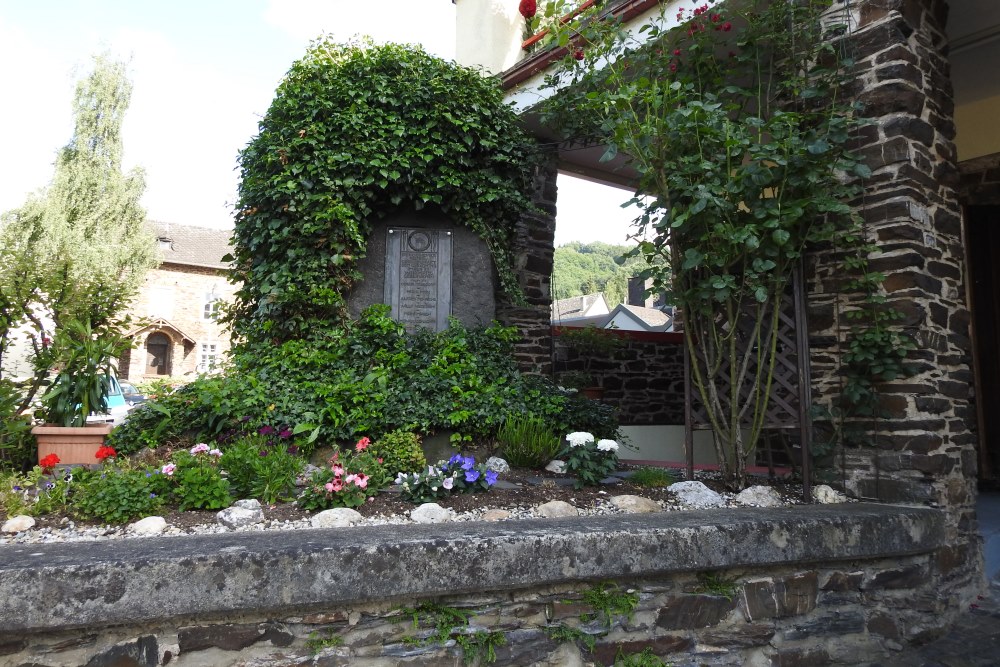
[229,40,538,346]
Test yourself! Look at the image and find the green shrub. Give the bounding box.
[109,310,621,454]
[72,464,167,524]
[220,434,304,504]
[168,446,231,511]
[0,379,34,471]
[370,430,426,476]
[496,414,562,469]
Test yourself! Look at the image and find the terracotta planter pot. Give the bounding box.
[581,386,605,400]
[32,424,113,465]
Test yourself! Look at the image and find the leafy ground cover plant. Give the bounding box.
[1,455,73,517]
[395,455,498,504]
[560,432,619,488]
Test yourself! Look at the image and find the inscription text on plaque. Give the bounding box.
[384,228,453,332]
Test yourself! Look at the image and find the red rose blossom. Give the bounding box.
[519,0,537,19]
[574,48,585,60]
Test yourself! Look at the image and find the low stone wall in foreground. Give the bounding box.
[0,504,970,666]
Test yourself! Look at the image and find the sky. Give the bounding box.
[0,0,638,247]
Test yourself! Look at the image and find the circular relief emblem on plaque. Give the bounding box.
[407,231,432,252]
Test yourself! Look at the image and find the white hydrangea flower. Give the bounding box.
[566,431,595,447]
[597,439,619,452]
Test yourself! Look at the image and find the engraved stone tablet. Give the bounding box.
[384,228,453,332]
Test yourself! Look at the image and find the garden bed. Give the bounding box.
[1,462,811,545]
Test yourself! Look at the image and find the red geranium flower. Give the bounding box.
[39,454,60,471]
[95,445,117,461]
[574,48,585,60]
[519,0,537,19]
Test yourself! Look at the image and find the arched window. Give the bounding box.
[145,332,171,376]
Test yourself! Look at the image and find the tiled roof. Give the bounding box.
[551,292,608,320]
[148,221,233,270]
[619,304,671,328]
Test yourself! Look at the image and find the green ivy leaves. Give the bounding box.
[228,40,536,346]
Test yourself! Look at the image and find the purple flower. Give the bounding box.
[448,454,463,467]
[286,445,299,455]
[240,415,251,422]
[258,425,275,436]
[485,470,498,486]
[465,470,480,483]
[461,456,475,471]
[259,449,269,457]
[278,428,293,439]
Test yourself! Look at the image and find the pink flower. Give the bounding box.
[325,482,335,492]
[331,480,343,492]
[162,463,177,476]
[190,443,210,455]
[354,473,369,489]
[332,465,344,477]
[355,436,370,452]
[209,448,223,457]
[673,49,682,56]
[721,21,732,31]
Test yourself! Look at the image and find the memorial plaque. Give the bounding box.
[384,227,453,331]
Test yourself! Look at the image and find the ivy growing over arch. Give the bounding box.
[228,40,537,346]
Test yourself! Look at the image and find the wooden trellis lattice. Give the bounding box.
[683,263,812,498]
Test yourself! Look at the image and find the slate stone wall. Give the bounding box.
[5,555,952,667]
[552,329,686,426]
[497,148,559,375]
[805,0,981,601]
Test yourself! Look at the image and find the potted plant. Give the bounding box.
[31,319,129,465]
[557,325,624,399]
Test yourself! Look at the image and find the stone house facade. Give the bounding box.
[119,222,235,382]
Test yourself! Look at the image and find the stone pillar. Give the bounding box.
[808,0,981,607]
[497,147,558,375]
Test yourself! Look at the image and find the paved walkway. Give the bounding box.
[874,491,1000,667]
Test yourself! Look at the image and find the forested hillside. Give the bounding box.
[551,241,649,305]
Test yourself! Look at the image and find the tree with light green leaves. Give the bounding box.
[0,53,156,418]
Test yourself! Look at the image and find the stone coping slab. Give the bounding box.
[0,503,943,634]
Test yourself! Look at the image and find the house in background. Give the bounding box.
[550,292,610,324]
[120,222,235,382]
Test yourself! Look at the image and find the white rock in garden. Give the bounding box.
[812,484,848,504]
[297,464,323,486]
[217,505,265,528]
[735,485,784,508]
[129,516,167,535]
[311,508,363,529]
[536,500,579,518]
[485,456,510,473]
[670,481,725,508]
[481,509,511,522]
[545,460,567,474]
[2,515,35,533]
[410,503,454,524]
[610,495,662,514]
[233,499,262,510]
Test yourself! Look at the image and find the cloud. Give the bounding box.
[262,0,456,58]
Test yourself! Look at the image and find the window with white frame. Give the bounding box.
[198,342,219,373]
[203,292,222,320]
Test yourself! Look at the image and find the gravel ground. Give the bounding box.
[1,466,810,545]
